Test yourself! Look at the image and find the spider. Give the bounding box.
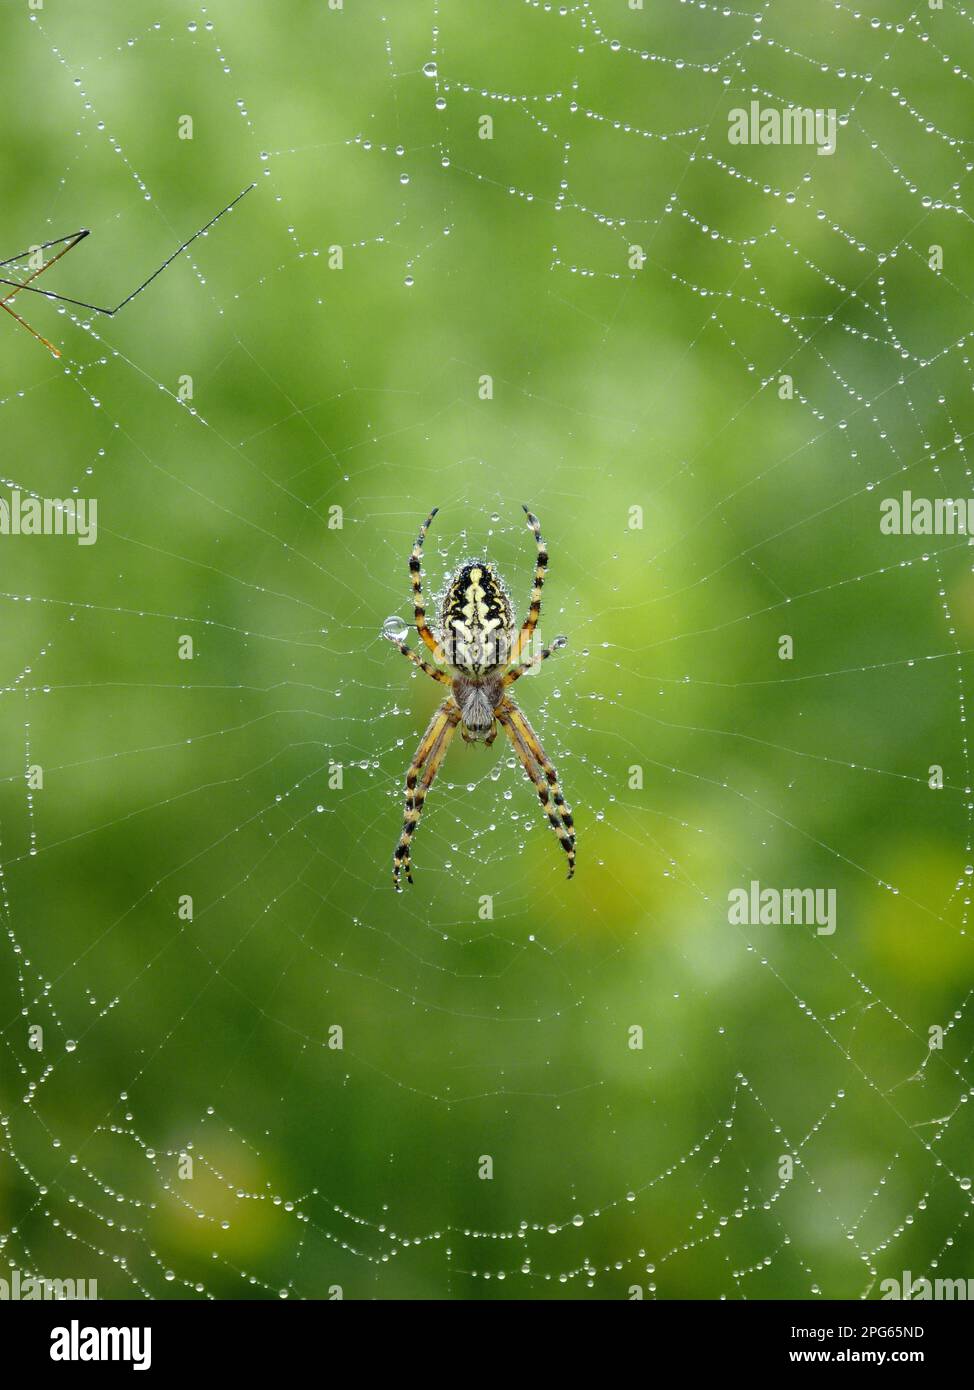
[0,183,254,357]
[385,505,575,891]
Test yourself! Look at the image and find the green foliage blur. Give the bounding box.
[1,0,972,1299]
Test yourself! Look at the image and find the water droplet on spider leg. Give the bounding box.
[382,616,409,643]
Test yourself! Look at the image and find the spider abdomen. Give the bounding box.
[441,561,514,674]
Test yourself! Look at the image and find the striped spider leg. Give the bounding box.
[391,699,460,890]
[409,506,450,663]
[509,505,548,665]
[495,695,575,879]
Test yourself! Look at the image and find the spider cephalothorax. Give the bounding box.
[384,506,575,890]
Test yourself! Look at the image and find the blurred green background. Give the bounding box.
[1,0,973,1299]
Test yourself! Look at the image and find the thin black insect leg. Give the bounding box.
[0,182,255,318]
[0,231,91,356]
[0,229,90,273]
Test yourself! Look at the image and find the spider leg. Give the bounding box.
[384,632,451,685]
[510,506,548,664]
[501,640,561,688]
[393,699,460,890]
[409,507,450,663]
[496,697,575,879]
